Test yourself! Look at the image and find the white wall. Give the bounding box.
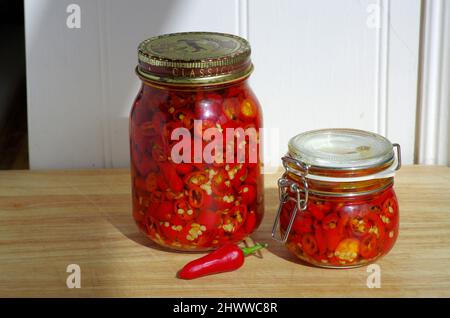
[25,0,441,169]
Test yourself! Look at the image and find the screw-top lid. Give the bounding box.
[288,129,395,171]
[136,32,253,85]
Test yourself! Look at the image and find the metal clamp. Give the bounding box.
[271,157,309,243]
[393,143,402,171]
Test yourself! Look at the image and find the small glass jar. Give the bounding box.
[130,32,263,251]
[272,129,401,268]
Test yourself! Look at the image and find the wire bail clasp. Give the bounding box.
[271,156,309,243]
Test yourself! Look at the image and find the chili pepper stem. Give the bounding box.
[241,243,268,256]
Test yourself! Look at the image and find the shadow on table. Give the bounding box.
[105,208,210,255]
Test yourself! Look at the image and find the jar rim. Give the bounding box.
[287,128,398,175]
[137,32,253,85]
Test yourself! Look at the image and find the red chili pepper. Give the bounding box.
[229,164,247,190]
[151,143,167,162]
[197,209,221,231]
[221,204,247,234]
[178,243,268,280]
[314,222,327,255]
[222,99,240,121]
[238,184,257,205]
[174,198,195,221]
[162,121,182,142]
[308,200,331,220]
[214,191,236,210]
[151,112,166,131]
[139,121,157,137]
[188,186,205,208]
[239,99,257,121]
[175,163,193,175]
[359,233,378,259]
[184,171,209,189]
[244,210,257,233]
[211,169,230,195]
[381,197,397,230]
[301,233,319,256]
[194,94,222,120]
[159,162,184,192]
[156,174,169,191]
[152,201,173,222]
[293,214,313,234]
[173,108,194,129]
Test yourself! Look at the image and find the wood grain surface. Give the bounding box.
[0,166,449,297]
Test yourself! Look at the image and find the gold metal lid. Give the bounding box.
[136,32,253,86]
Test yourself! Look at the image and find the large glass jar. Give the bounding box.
[130,32,263,251]
[272,129,401,268]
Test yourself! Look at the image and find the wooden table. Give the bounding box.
[0,166,449,297]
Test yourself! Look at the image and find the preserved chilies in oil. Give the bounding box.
[130,32,263,251]
[273,129,401,268]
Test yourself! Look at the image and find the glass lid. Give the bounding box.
[288,128,394,170]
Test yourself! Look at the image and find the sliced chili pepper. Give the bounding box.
[349,216,370,236]
[336,212,349,236]
[188,186,205,208]
[160,216,184,241]
[308,200,331,220]
[152,201,173,222]
[226,163,247,189]
[359,233,378,259]
[194,94,222,120]
[177,222,207,245]
[145,173,158,192]
[381,197,397,230]
[293,213,314,234]
[335,238,360,262]
[162,121,182,142]
[151,111,166,131]
[197,209,221,231]
[148,190,163,202]
[159,162,184,192]
[244,166,258,185]
[211,169,231,195]
[133,148,158,175]
[370,204,382,215]
[174,198,195,221]
[301,234,319,256]
[202,192,215,209]
[214,192,236,210]
[222,99,240,121]
[165,189,184,201]
[366,213,386,240]
[173,108,195,129]
[321,212,342,251]
[178,243,268,280]
[139,121,157,137]
[238,184,257,205]
[184,171,209,189]
[222,204,247,234]
[170,92,192,109]
[193,119,216,140]
[322,213,339,230]
[314,222,327,255]
[156,174,169,191]
[244,210,257,233]
[175,163,193,175]
[151,142,167,162]
[239,99,257,121]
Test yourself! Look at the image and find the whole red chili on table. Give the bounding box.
[178,243,268,280]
